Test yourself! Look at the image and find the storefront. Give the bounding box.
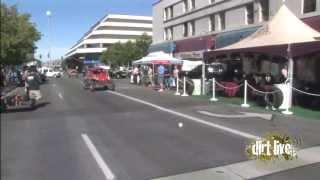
[174,35,214,60]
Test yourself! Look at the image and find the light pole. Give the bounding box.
[46,10,52,62]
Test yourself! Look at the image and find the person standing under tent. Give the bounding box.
[157,65,165,92]
[173,65,179,88]
[148,66,154,87]
[133,66,139,84]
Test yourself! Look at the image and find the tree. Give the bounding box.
[101,33,152,67]
[135,33,152,57]
[0,3,41,65]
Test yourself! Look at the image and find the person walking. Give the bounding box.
[157,65,165,92]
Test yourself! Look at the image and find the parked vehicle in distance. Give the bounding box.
[83,67,115,91]
[109,66,131,79]
[67,69,79,78]
[39,67,61,78]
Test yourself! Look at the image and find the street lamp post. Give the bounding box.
[46,10,52,62]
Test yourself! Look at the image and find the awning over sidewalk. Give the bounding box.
[148,41,176,54]
[215,26,259,49]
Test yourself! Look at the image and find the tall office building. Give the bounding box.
[65,14,153,61]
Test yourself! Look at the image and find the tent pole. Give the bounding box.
[202,60,206,95]
[282,44,294,115]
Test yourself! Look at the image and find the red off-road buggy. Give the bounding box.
[83,67,115,91]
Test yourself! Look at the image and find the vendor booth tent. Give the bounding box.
[181,60,203,72]
[204,5,320,114]
[133,51,183,65]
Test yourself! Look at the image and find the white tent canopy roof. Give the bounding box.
[215,5,320,52]
[133,51,183,65]
[181,60,202,71]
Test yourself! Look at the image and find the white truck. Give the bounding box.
[39,67,61,78]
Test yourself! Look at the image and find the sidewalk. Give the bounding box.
[114,79,320,149]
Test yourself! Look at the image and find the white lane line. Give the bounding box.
[82,134,116,180]
[151,146,320,180]
[58,92,64,100]
[107,91,260,140]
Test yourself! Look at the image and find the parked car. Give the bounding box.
[83,67,115,91]
[109,66,130,79]
[39,67,61,78]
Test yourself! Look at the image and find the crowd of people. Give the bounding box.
[130,64,180,92]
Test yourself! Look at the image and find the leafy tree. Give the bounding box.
[101,33,152,67]
[0,3,41,65]
[135,33,152,57]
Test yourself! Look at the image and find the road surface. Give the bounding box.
[2,77,320,180]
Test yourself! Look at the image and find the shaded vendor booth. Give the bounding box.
[132,51,183,86]
[204,5,320,113]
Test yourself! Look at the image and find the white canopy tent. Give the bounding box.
[181,60,203,72]
[133,51,183,65]
[205,5,320,114]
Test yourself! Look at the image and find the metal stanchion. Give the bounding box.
[282,83,293,115]
[210,78,218,102]
[175,77,180,96]
[181,76,189,97]
[241,80,250,108]
[282,44,294,115]
[130,74,134,83]
[137,75,140,85]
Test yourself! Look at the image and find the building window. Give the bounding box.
[218,12,225,30]
[259,0,269,22]
[183,22,188,37]
[164,6,174,20]
[189,21,195,36]
[189,0,195,10]
[183,0,195,13]
[86,44,100,48]
[209,15,215,31]
[246,3,254,25]
[303,0,317,13]
[165,27,173,40]
[163,9,167,21]
[183,0,188,13]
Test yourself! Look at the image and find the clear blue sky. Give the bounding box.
[4,0,153,61]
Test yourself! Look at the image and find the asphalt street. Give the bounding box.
[1,77,320,180]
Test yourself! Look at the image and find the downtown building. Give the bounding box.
[151,0,320,60]
[65,14,153,62]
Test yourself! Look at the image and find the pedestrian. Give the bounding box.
[157,64,165,92]
[164,66,170,89]
[148,66,154,87]
[173,65,179,87]
[133,66,139,84]
[26,69,42,101]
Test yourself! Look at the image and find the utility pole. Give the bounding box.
[46,10,52,62]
